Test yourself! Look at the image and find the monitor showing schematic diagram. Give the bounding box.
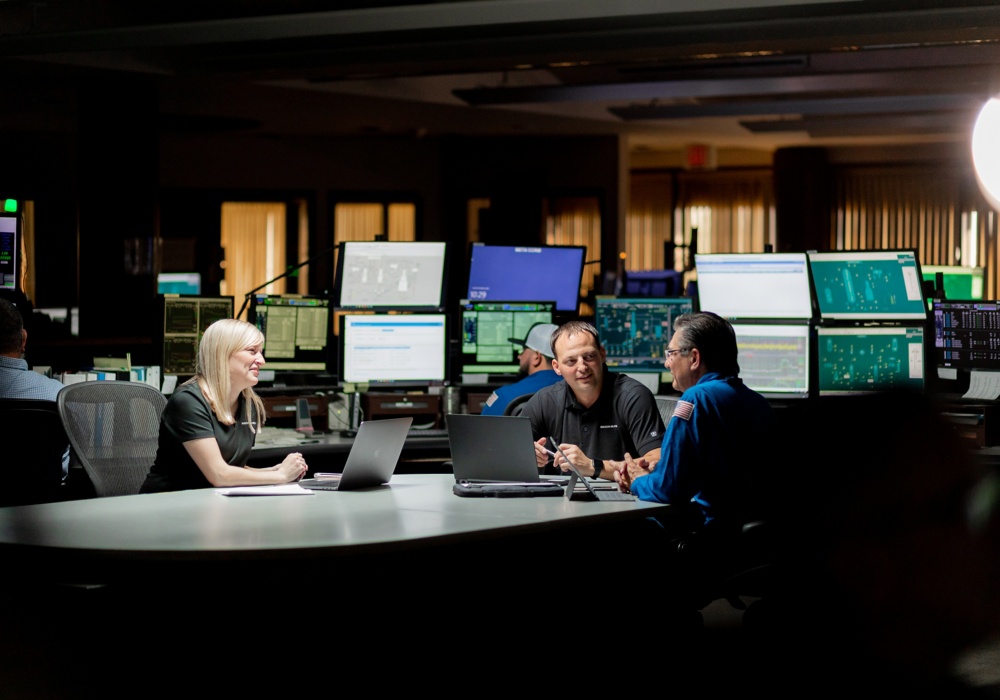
[334,240,447,310]
[596,296,694,373]
[156,295,234,376]
[816,325,925,395]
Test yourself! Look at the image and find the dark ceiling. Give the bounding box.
[2,0,1000,153]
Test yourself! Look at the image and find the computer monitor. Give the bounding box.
[732,323,811,399]
[250,294,332,372]
[459,299,555,379]
[0,214,18,291]
[334,240,447,310]
[157,272,202,295]
[807,249,927,321]
[620,270,684,298]
[693,252,813,320]
[466,243,586,312]
[816,325,925,395]
[340,313,447,386]
[156,295,235,376]
[932,299,1000,372]
[921,265,985,302]
[596,296,693,373]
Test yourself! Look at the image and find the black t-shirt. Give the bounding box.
[140,382,256,493]
[521,367,664,470]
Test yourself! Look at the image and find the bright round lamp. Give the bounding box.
[973,97,1000,211]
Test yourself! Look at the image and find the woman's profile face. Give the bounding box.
[229,340,265,392]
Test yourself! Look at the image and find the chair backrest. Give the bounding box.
[57,381,167,497]
[0,398,67,506]
[503,392,534,417]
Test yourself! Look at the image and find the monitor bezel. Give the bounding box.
[692,251,814,321]
[249,293,334,374]
[339,312,449,386]
[807,248,928,321]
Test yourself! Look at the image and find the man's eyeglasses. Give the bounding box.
[665,347,691,360]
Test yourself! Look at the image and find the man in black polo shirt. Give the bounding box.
[521,320,663,479]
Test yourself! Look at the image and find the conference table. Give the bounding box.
[0,474,668,587]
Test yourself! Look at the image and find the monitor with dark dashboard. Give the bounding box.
[932,299,1000,373]
[459,299,555,379]
[250,294,332,373]
[156,295,234,376]
[334,240,447,311]
[595,296,693,373]
[466,243,586,312]
[340,313,447,386]
[0,214,18,291]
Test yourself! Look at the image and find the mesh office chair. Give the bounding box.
[0,398,68,506]
[57,381,167,497]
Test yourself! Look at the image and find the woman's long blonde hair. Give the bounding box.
[186,318,266,431]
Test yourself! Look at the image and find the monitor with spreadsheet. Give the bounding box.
[808,249,927,321]
[249,294,332,372]
[816,325,925,395]
[693,253,813,320]
[156,295,234,376]
[334,240,447,310]
[732,323,811,398]
[459,299,555,378]
[466,243,586,312]
[932,299,1000,372]
[596,296,693,373]
[340,313,447,385]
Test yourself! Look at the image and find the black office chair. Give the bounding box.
[57,381,167,497]
[0,398,68,506]
[503,393,534,417]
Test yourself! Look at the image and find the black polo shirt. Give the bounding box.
[521,366,664,470]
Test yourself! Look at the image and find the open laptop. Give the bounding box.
[298,417,412,491]
[553,440,636,502]
[447,414,542,483]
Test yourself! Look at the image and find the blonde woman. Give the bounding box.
[140,318,308,493]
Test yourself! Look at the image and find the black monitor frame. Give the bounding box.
[249,293,333,374]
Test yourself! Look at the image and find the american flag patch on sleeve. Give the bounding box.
[673,400,694,421]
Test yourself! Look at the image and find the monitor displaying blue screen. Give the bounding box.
[340,313,447,385]
[694,253,813,320]
[596,296,693,373]
[250,294,332,372]
[808,249,927,320]
[460,299,555,377]
[817,325,925,395]
[732,323,810,398]
[466,244,586,312]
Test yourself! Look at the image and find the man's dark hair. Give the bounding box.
[673,311,740,375]
[549,320,601,361]
[0,297,25,355]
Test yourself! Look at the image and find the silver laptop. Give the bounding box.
[447,414,541,483]
[298,417,412,491]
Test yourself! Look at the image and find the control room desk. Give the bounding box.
[247,429,452,472]
[0,474,667,588]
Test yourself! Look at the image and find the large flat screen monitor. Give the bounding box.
[157,295,234,376]
[466,243,586,312]
[596,296,693,373]
[817,325,925,395]
[807,249,927,321]
[334,240,447,310]
[459,299,555,378]
[0,215,18,291]
[732,323,811,399]
[250,294,332,372]
[693,253,813,320]
[340,313,447,386]
[932,299,1000,372]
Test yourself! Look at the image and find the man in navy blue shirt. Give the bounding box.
[616,311,773,535]
[481,322,562,416]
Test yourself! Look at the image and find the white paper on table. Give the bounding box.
[215,485,314,496]
[963,370,1000,401]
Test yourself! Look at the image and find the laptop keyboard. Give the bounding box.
[406,428,449,438]
[593,489,636,502]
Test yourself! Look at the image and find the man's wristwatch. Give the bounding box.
[592,458,604,479]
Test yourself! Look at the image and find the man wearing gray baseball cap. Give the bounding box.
[480,321,563,416]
